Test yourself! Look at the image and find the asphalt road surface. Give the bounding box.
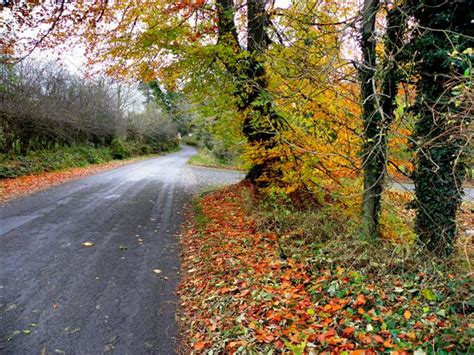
[0,146,243,355]
[391,181,474,201]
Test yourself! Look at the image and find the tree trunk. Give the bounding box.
[216,0,239,47]
[408,0,473,256]
[216,0,282,184]
[359,0,382,239]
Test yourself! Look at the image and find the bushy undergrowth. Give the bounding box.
[181,135,200,147]
[0,146,111,178]
[0,140,179,178]
[180,183,473,353]
[251,189,473,352]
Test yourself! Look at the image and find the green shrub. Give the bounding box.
[0,146,113,178]
[109,139,130,160]
[181,135,200,147]
[188,148,243,170]
[76,147,103,164]
[0,139,178,179]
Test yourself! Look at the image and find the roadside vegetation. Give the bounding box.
[0,157,143,203]
[3,1,473,353]
[180,183,473,353]
[1,60,183,179]
[188,148,244,171]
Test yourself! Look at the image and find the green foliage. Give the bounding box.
[110,139,130,159]
[181,135,200,147]
[188,148,243,170]
[0,139,179,179]
[147,80,192,134]
[0,146,113,178]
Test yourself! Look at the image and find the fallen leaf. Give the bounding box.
[383,340,394,348]
[404,310,412,320]
[421,288,437,301]
[194,341,206,350]
[354,294,366,306]
[153,269,162,274]
[373,335,384,343]
[342,327,355,337]
[81,242,94,247]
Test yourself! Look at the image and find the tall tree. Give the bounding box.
[408,0,473,256]
[359,0,406,239]
[216,0,283,184]
[359,0,383,239]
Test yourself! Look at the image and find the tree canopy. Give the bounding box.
[3,0,472,255]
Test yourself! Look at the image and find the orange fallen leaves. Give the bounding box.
[179,182,371,352]
[354,294,367,307]
[193,341,207,350]
[255,332,275,343]
[0,160,133,203]
[403,309,412,320]
[177,182,469,353]
[343,327,355,337]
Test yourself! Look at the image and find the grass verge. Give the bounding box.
[188,148,244,171]
[0,146,178,203]
[0,156,149,203]
[179,182,472,353]
[0,141,179,179]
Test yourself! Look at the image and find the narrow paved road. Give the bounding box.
[0,146,243,354]
[390,181,474,201]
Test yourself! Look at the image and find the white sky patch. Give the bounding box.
[6,0,359,100]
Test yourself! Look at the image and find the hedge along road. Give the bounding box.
[0,146,243,354]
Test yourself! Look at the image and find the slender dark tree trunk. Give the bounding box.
[359,0,383,239]
[359,1,405,239]
[381,7,404,128]
[216,0,239,47]
[408,0,473,256]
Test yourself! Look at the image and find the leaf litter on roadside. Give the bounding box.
[178,182,472,353]
[0,160,135,203]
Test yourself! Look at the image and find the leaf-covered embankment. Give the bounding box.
[1,155,147,203]
[0,142,181,202]
[179,183,472,353]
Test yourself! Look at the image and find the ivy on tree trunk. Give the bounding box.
[216,0,282,185]
[408,0,473,256]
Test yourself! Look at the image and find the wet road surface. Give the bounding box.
[0,146,243,354]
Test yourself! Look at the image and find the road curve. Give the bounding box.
[0,146,243,355]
